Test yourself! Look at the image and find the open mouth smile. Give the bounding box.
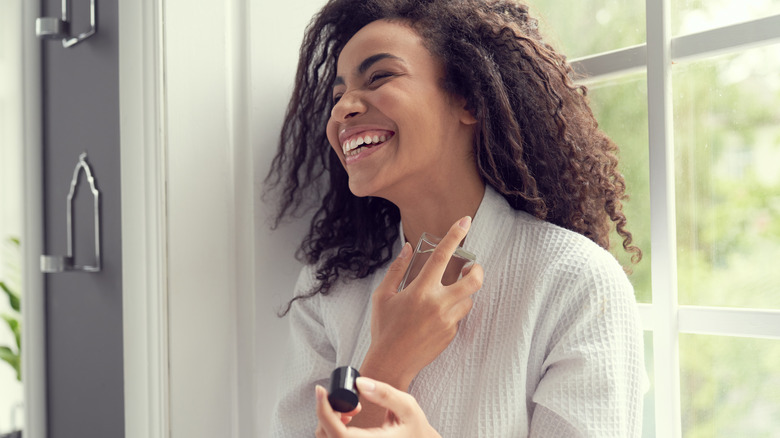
[341,130,395,159]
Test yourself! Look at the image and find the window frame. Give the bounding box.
[569,4,780,437]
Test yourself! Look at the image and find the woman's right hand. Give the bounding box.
[361,216,484,391]
[315,377,442,438]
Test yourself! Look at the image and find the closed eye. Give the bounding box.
[331,71,395,104]
[368,71,394,85]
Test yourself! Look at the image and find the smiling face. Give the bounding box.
[326,19,478,205]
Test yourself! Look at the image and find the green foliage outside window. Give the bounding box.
[672,45,780,438]
[528,1,780,436]
[0,237,22,382]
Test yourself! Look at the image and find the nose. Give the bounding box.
[331,90,366,121]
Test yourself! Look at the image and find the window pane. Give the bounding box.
[673,0,780,36]
[673,43,780,309]
[530,0,645,59]
[588,73,651,303]
[679,334,780,437]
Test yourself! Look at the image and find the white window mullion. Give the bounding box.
[571,14,780,85]
[678,307,780,340]
[646,0,682,437]
[671,14,780,63]
[570,44,647,84]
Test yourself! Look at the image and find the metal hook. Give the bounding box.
[36,0,97,48]
[41,152,102,273]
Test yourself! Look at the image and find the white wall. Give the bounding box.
[122,1,329,436]
[253,0,327,435]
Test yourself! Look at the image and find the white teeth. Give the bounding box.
[341,132,392,155]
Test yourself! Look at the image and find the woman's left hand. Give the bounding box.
[314,377,442,438]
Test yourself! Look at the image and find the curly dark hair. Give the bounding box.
[265,0,642,316]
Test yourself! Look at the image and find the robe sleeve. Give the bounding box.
[270,265,336,438]
[529,250,647,437]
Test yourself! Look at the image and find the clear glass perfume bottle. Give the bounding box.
[398,232,477,291]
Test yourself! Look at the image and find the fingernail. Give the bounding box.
[399,242,411,259]
[355,377,375,393]
[315,385,325,401]
[459,216,472,230]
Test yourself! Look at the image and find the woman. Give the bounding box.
[266,0,646,436]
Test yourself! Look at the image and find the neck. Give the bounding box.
[396,178,486,248]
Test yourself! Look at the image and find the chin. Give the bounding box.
[347,182,374,199]
[348,176,395,200]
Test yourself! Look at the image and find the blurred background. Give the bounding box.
[1,0,778,437]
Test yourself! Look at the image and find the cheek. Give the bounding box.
[371,91,401,118]
[326,121,348,169]
[326,121,341,154]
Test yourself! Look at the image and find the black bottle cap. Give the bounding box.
[328,366,360,413]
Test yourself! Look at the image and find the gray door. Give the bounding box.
[40,0,124,436]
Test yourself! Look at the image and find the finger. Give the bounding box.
[375,242,413,298]
[450,262,484,301]
[385,409,399,425]
[418,216,472,283]
[340,403,362,425]
[460,262,474,277]
[315,385,345,436]
[448,293,474,323]
[355,377,420,422]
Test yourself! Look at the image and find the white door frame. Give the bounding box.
[21,0,170,437]
[21,0,46,436]
[22,0,257,436]
[118,0,171,437]
[20,1,170,436]
[119,0,256,437]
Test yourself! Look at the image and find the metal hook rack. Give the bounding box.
[41,152,102,274]
[36,0,97,48]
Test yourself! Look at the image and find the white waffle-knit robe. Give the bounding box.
[271,186,646,437]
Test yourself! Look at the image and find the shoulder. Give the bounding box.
[291,256,368,300]
[519,220,640,342]
[499,208,636,315]
[289,260,377,320]
[521,210,626,278]
[472,187,632,299]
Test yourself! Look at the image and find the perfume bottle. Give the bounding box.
[398,232,477,292]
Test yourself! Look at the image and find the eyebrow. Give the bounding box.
[333,53,403,87]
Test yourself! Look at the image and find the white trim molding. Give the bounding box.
[121,0,258,436]
[21,0,47,436]
[119,0,171,438]
[162,0,255,437]
[227,0,256,436]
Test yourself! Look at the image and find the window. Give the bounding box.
[530,1,780,436]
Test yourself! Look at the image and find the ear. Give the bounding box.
[455,95,477,125]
